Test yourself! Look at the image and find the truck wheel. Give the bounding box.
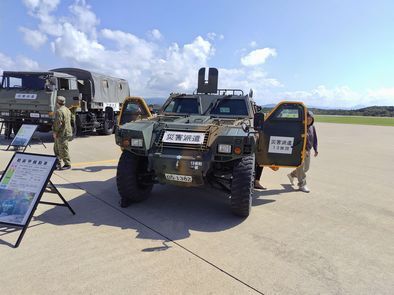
[116,151,153,206]
[99,118,114,135]
[71,121,77,139]
[230,155,255,217]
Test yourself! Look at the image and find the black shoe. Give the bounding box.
[61,165,71,170]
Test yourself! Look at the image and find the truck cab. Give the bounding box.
[0,71,79,136]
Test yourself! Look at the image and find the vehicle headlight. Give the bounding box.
[41,114,50,118]
[218,144,232,154]
[131,138,143,147]
[1,112,10,116]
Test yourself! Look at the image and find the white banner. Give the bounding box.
[162,131,205,145]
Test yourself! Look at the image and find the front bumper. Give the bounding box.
[150,152,211,187]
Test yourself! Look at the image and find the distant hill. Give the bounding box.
[310,106,394,117]
[261,106,394,117]
[145,97,394,117]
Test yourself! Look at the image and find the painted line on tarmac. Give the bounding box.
[54,173,265,295]
[71,159,118,167]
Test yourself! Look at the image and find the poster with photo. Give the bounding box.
[0,153,56,226]
[10,124,38,147]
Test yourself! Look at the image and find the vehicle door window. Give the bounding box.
[120,101,149,125]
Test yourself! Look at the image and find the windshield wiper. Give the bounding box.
[204,96,232,115]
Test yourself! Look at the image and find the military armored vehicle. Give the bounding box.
[115,68,307,217]
[0,68,129,137]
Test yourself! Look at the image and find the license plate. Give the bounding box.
[165,173,192,183]
[162,131,205,144]
[30,113,40,118]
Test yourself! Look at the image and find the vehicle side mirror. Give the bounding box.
[254,112,264,131]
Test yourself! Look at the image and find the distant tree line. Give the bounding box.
[262,106,394,117]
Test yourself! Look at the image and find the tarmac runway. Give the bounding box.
[0,122,393,294]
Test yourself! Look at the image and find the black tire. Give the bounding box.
[71,121,77,140]
[113,115,118,134]
[99,108,115,135]
[230,155,255,217]
[116,151,153,206]
[99,118,114,135]
[4,122,12,139]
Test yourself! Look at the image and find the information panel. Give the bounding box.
[0,153,56,226]
[10,124,38,147]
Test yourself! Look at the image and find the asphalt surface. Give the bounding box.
[0,123,393,294]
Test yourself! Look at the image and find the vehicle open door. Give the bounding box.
[118,96,152,126]
[255,101,307,168]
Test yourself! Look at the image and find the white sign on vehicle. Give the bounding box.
[268,136,294,154]
[165,173,193,183]
[15,93,37,100]
[103,102,120,112]
[162,131,205,145]
[29,113,40,118]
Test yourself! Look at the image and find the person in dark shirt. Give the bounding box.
[287,110,318,192]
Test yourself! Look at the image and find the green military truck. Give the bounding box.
[115,68,307,217]
[0,68,130,138]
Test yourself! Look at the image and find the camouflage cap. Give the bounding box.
[57,96,66,105]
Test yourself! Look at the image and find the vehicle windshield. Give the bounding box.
[163,97,199,114]
[209,98,249,116]
[1,74,49,90]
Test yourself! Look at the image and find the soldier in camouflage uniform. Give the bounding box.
[53,96,72,170]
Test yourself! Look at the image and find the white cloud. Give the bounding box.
[241,48,277,66]
[20,27,48,49]
[149,29,162,40]
[249,41,257,48]
[18,1,391,108]
[23,0,62,36]
[207,32,224,41]
[69,0,99,38]
[0,52,40,73]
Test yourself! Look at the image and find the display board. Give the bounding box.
[9,124,38,147]
[0,153,56,226]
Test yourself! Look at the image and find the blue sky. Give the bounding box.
[0,0,393,108]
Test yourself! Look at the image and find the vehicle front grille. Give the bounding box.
[155,129,210,151]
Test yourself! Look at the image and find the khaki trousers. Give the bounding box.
[54,137,71,166]
[290,151,310,187]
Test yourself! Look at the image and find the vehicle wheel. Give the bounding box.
[113,115,118,134]
[116,151,153,206]
[230,155,255,217]
[71,121,77,140]
[99,118,114,135]
[4,122,12,139]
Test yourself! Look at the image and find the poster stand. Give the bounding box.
[5,124,46,152]
[0,152,75,248]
